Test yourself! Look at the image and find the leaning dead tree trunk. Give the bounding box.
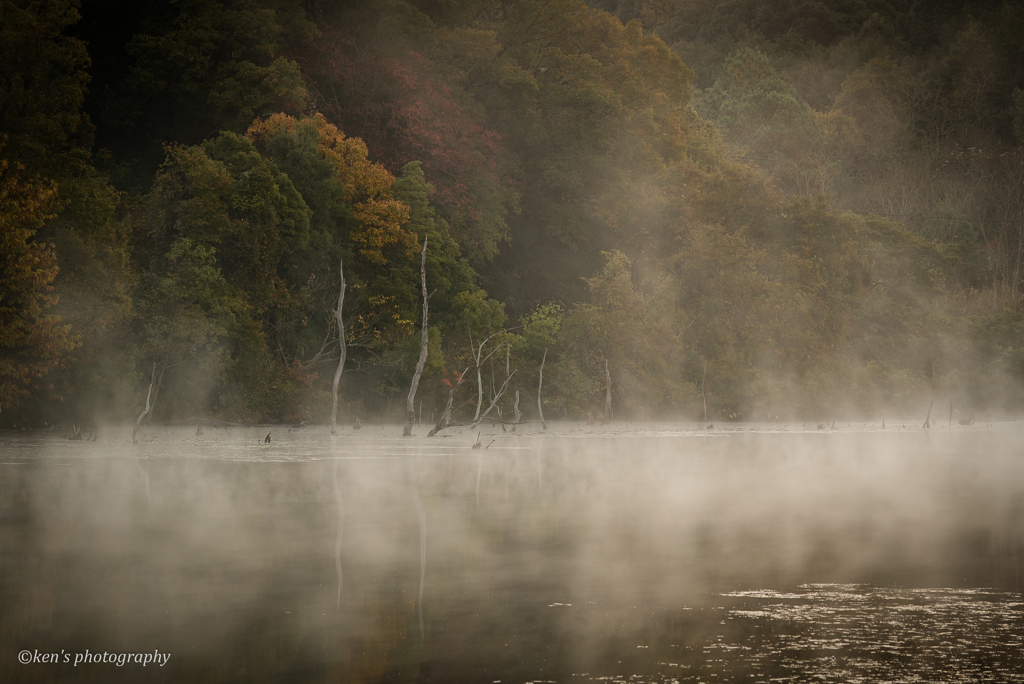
[404,237,430,437]
[602,358,612,423]
[537,348,548,429]
[132,362,157,444]
[922,399,934,429]
[472,370,517,428]
[149,360,168,423]
[428,367,517,435]
[330,258,348,435]
[427,367,470,436]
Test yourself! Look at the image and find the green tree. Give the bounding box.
[132,237,236,420]
[0,0,92,179]
[91,0,316,188]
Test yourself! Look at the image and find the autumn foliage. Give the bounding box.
[4,0,1024,426]
[0,157,77,410]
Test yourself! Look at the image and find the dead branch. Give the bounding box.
[303,323,337,367]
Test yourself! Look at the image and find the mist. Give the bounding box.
[3,423,1023,681]
[4,0,1024,680]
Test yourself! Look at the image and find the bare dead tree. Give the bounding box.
[469,331,503,421]
[602,358,612,423]
[405,237,430,437]
[537,348,548,429]
[330,258,348,435]
[132,362,157,444]
[149,361,168,423]
[923,399,934,429]
[701,360,708,424]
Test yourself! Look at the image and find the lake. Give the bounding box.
[2,422,1022,682]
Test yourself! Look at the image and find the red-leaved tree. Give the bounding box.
[303,27,517,261]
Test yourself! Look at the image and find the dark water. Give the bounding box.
[2,423,1022,683]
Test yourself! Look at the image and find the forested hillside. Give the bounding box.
[3,0,1023,429]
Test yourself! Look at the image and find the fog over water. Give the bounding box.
[2,423,1023,682]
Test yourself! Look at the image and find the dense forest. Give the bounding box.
[3,0,1024,429]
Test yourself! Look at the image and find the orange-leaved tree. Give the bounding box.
[0,157,78,411]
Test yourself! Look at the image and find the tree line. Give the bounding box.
[3,0,1023,430]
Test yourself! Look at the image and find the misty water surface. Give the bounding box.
[2,423,1023,682]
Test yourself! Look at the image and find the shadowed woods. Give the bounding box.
[5,0,1024,434]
